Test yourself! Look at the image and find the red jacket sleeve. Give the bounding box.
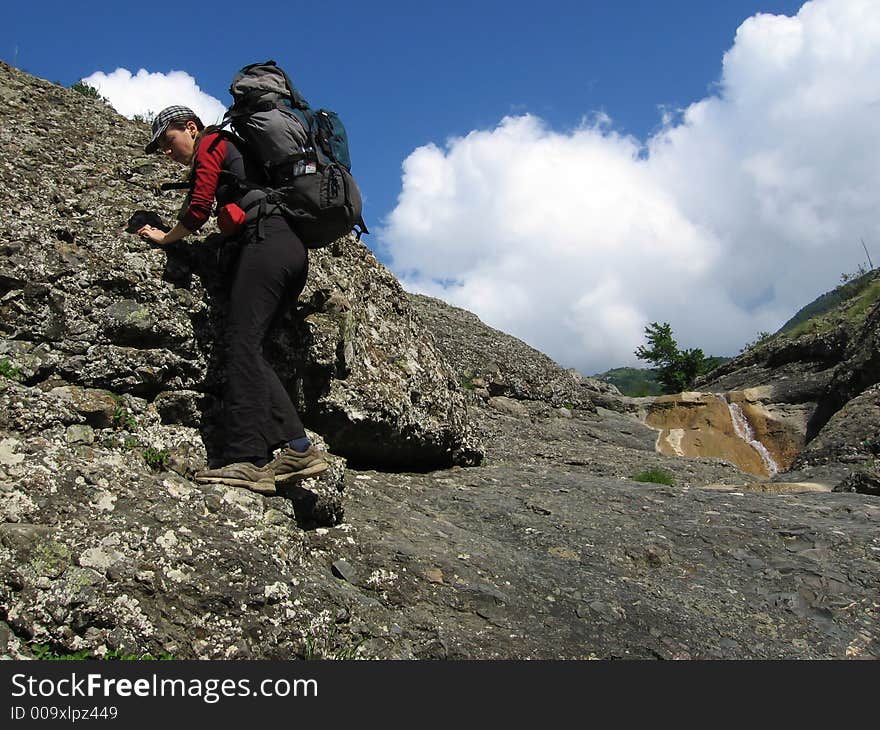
[180,133,227,232]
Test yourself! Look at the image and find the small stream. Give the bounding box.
[724,397,780,476]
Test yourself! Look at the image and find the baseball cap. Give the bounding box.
[144,105,198,153]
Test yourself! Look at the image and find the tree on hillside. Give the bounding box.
[634,322,708,394]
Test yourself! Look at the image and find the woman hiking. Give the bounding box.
[136,105,327,494]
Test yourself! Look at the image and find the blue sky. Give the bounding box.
[6,1,878,375]
[6,0,803,237]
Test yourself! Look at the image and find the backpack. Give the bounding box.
[220,60,368,248]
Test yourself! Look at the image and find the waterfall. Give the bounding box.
[724,397,780,476]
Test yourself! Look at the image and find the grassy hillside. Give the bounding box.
[776,270,880,340]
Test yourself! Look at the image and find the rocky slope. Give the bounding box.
[0,61,480,471]
[0,63,877,660]
[407,292,618,410]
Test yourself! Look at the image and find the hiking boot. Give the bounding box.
[269,445,329,483]
[194,462,276,495]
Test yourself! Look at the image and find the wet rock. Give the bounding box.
[699,270,880,469]
[643,391,805,477]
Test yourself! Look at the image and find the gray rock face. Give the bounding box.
[4,368,878,660]
[808,299,880,439]
[0,61,481,470]
[333,456,879,659]
[278,247,483,468]
[408,292,615,409]
[795,384,880,469]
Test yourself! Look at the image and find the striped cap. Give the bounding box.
[144,105,197,153]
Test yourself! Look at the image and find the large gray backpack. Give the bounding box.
[221,60,368,248]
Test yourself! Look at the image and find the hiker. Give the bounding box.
[136,105,328,495]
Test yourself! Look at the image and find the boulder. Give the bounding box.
[795,383,880,468]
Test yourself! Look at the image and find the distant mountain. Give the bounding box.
[593,367,662,397]
[594,356,731,397]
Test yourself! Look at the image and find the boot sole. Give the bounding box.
[274,461,330,483]
[195,476,277,495]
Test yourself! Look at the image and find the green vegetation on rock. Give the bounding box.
[779,269,880,339]
[631,467,675,486]
[70,81,106,101]
[143,447,170,471]
[132,111,155,125]
[32,644,93,661]
[0,358,23,381]
[32,644,174,660]
[112,406,137,431]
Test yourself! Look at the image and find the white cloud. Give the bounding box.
[81,68,226,126]
[382,0,880,375]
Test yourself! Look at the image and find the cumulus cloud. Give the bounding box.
[382,0,880,375]
[81,68,226,125]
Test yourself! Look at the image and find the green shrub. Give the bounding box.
[594,367,663,397]
[0,358,23,381]
[112,406,137,431]
[104,648,174,661]
[32,644,93,661]
[863,435,880,456]
[302,627,365,660]
[70,81,106,101]
[780,270,879,336]
[740,331,771,353]
[631,467,675,486]
[143,447,170,471]
[456,369,477,390]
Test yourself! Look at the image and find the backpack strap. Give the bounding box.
[216,172,283,241]
[354,216,370,240]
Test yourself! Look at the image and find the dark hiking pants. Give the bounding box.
[223,214,308,465]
